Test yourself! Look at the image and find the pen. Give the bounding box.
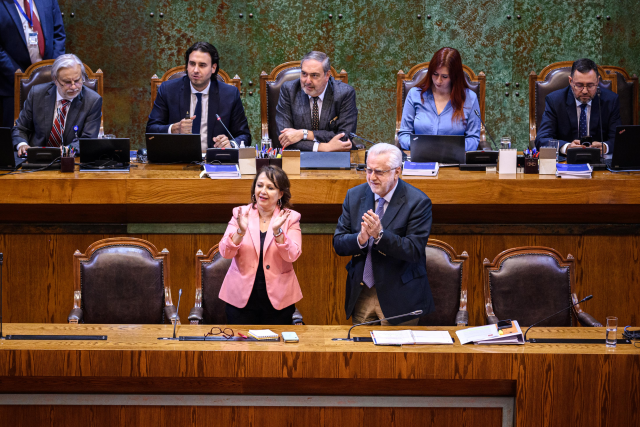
[238,332,248,339]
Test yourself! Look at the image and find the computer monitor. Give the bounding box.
[409,134,466,164]
[79,138,130,172]
[146,133,202,164]
[0,128,25,171]
[609,125,640,170]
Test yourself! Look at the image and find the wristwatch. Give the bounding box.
[374,229,383,244]
[274,228,284,237]
[302,129,308,140]
[237,228,245,236]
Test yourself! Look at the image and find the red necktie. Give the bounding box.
[48,100,71,147]
[22,0,45,58]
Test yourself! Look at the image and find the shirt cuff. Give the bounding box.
[603,143,609,154]
[357,233,368,249]
[168,124,173,134]
[312,142,320,152]
[560,143,570,155]
[17,142,29,150]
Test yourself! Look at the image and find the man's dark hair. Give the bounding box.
[571,58,598,78]
[185,42,219,77]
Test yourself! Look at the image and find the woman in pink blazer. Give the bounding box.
[218,166,303,324]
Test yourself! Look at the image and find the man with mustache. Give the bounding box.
[276,51,357,151]
[147,41,251,150]
[12,53,102,154]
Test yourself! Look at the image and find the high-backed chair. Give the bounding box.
[14,59,103,122]
[396,63,489,149]
[68,237,178,325]
[150,65,241,111]
[189,245,304,325]
[419,239,469,326]
[259,61,348,147]
[482,246,601,327]
[602,66,639,126]
[528,61,615,148]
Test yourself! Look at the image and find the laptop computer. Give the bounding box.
[0,127,26,171]
[300,152,351,170]
[409,134,466,165]
[79,138,130,172]
[146,133,202,164]
[607,125,640,170]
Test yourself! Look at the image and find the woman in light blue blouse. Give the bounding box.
[398,47,481,151]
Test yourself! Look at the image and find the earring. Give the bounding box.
[251,194,256,203]
[277,198,282,207]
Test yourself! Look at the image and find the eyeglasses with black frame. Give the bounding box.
[204,326,234,339]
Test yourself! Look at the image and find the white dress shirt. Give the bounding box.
[358,180,399,248]
[560,98,608,155]
[307,83,328,152]
[168,81,210,152]
[15,0,43,64]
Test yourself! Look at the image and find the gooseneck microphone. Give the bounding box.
[332,310,424,341]
[474,109,497,150]
[524,295,593,342]
[349,132,375,148]
[172,289,182,339]
[597,87,604,160]
[216,114,239,148]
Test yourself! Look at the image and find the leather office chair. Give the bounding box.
[259,61,349,148]
[150,65,241,111]
[602,66,639,126]
[419,239,469,326]
[482,246,601,327]
[528,61,615,148]
[68,237,178,325]
[14,59,103,123]
[396,63,489,149]
[188,245,304,325]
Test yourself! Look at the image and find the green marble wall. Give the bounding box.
[58,0,640,150]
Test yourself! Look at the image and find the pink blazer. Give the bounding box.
[218,204,303,310]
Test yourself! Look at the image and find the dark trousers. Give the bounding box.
[226,287,295,325]
[0,96,14,128]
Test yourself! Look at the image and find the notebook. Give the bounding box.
[370,330,454,346]
[200,164,241,179]
[248,329,279,341]
[402,161,439,176]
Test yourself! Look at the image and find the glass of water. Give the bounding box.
[606,316,617,348]
[500,136,511,149]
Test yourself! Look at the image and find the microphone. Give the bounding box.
[172,289,182,339]
[524,295,593,342]
[349,132,375,148]
[474,109,497,150]
[597,87,604,160]
[216,114,239,148]
[332,310,423,341]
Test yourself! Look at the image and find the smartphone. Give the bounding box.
[580,136,593,147]
[282,332,299,343]
[496,319,512,330]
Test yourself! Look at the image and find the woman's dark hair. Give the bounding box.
[251,166,293,209]
[185,41,219,77]
[417,47,469,124]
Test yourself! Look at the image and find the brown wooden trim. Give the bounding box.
[14,59,104,123]
[427,239,469,318]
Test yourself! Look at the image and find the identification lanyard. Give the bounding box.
[13,0,34,28]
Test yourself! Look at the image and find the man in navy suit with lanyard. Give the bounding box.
[0,0,65,128]
[146,41,251,150]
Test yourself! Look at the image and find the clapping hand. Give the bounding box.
[272,209,291,234]
[362,209,382,239]
[236,206,249,234]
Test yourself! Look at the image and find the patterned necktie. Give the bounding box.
[362,199,386,288]
[48,99,71,147]
[192,93,202,135]
[22,0,45,58]
[579,103,588,138]
[312,97,319,131]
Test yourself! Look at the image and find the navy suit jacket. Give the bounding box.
[535,86,621,152]
[0,0,65,96]
[12,82,102,150]
[333,179,434,325]
[146,75,251,147]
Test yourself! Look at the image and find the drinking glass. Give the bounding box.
[606,316,617,348]
[500,136,511,149]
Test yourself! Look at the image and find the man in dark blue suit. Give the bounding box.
[146,42,251,150]
[333,143,434,326]
[0,0,65,128]
[536,58,621,155]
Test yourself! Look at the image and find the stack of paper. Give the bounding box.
[200,164,241,179]
[247,329,279,340]
[402,161,439,176]
[370,330,453,346]
[556,163,592,179]
[455,321,524,345]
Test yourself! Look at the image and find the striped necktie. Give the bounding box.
[362,199,386,288]
[48,99,71,147]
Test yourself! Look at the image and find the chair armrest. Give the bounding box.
[68,307,83,324]
[455,310,468,326]
[577,312,602,327]
[188,306,203,325]
[292,307,304,325]
[487,315,499,325]
[164,305,178,323]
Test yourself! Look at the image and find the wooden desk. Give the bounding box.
[1,165,640,326]
[0,324,638,426]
